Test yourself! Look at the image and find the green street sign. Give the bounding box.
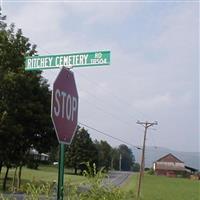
[25,50,110,71]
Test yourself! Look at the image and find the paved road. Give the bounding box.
[104,170,133,187]
[1,193,56,200]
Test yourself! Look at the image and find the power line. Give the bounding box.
[35,47,143,133]
[36,47,146,126]
[79,121,142,150]
[78,86,138,122]
[76,70,148,120]
[35,47,158,153]
[76,75,143,123]
[80,97,134,128]
[36,47,152,131]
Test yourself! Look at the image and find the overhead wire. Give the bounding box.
[34,45,148,123]
[35,46,157,148]
[79,121,142,150]
[38,47,140,128]
[80,96,135,128]
[38,49,145,131]
[76,70,148,120]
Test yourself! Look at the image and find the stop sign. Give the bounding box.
[51,67,79,144]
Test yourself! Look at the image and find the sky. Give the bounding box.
[2,1,199,153]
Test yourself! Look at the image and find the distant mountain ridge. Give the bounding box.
[132,146,200,170]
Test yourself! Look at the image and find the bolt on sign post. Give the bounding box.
[51,67,79,200]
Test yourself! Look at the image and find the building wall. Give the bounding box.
[155,169,177,177]
[157,162,184,168]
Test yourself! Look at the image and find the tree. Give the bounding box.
[94,140,112,170]
[112,147,120,170]
[118,144,135,171]
[0,13,57,190]
[133,162,140,172]
[66,127,98,174]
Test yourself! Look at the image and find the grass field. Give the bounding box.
[1,167,200,200]
[0,165,86,192]
[122,173,200,200]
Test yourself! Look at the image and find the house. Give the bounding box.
[153,153,189,177]
[29,148,49,161]
[40,153,49,161]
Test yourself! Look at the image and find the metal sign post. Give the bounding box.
[51,67,79,200]
[57,143,65,200]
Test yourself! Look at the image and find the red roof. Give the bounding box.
[156,153,184,163]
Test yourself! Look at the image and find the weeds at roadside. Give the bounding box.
[1,163,135,200]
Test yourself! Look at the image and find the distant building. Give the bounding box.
[153,153,189,177]
[29,148,49,161]
[40,153,49,161]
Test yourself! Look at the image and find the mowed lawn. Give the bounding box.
[122,174,200,200]
[0,165,86,191]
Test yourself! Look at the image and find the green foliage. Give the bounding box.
[26,161,39,170]
[111,145,135,171]
[118,144,135,171]
[133,163,140,172]
[110,145,135,171]
[63,179,79,200]
[65,128,98,174]
[0,193,16,200]
[79,162,126,200]
[48,145,59,163]
[1,163,131,200]
[94,140,112,170]
[0,12,57,189]
[147,168,154,175]
[111,148,120,170]
[22,181,56,200]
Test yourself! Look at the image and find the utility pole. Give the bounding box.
[136,121,158,200]
[119,153,122,171]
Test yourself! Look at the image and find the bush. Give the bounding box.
[133,163,140,172]
[147,168,155,175]
[79,162,127,200]
[22,181,56,200]
[39,160,50,165]
[144,167,150,171]
[26,161,39,170]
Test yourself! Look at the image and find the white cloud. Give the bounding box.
[5,3,68,48]
[149,4,198,64]
[3,2,198,152]
[67,2,140,25]
[131,91,193,112]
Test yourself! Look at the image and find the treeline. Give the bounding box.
[49,127,135,174]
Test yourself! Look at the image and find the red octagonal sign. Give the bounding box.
[51,67,79,144]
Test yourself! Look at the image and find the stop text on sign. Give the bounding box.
[53,89,78,122]
[51,67,79,144]
[25,51,110,71]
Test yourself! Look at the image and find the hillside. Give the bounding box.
[133,146,200,170]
